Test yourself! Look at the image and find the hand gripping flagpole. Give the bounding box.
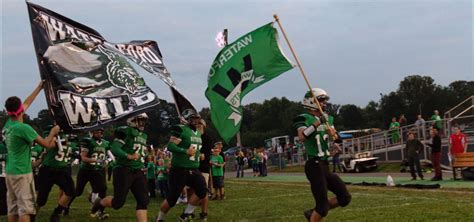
[273,14,337,139]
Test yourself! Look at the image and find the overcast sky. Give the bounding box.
[1,0,472,117]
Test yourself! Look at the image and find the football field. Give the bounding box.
[15,176,474,222]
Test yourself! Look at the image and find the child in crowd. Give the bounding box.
[210,148,225,200]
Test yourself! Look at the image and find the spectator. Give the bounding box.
[257,150,264,177]
[405,132,424,180]
[399,114,408,141]
[210,148,225,200]
[389,117,401,144]
[156,157,169,199]
[399,114,407,127]
[261,150,268,177]
[235,151,245,178]
[3,93,59,222]
[146,156,156,198]
[286,145,292,164]
[414,115,426,139]
[277,144,283,154]
[251,149,259,177]
[331,141,342,173]
[449,126,468,155]
[431,110,442,133]
[426,127,442,181]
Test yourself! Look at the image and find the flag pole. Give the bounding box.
[273,14,337,139]
[222,28,242,148]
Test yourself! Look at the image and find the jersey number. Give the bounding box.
[315,134,329,157]
[55,146,71,162]
[91,153,106,165]
[133,144,146,163]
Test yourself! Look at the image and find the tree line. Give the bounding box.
[1,75,472,149]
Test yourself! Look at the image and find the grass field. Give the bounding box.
[4,176,472,222]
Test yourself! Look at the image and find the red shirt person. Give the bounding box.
[449,126,468,154]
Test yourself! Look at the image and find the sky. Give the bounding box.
[1,0,472,118]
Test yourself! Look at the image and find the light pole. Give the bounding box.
[380,93,384,128]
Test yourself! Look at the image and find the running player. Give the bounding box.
[68,128,109,218]
[156,109,209,222]
[90,113,149,222]
[294,88,351,222]
[36,133,78,222]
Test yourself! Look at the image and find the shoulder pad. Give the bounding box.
[114,126,130,140]
[170,125,184,137]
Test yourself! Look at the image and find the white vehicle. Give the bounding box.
[341,151,379,173]
[264,136,290,153]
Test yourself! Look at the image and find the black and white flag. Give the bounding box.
[27,2,195,132]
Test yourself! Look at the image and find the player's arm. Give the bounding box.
[294,115,320,142]
[32,155,43,167]
[35,125,60,148]
[167,125,195,156]
[110,129,138,160]
[23,81,44,111]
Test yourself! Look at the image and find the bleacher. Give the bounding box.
[340,96,474,172]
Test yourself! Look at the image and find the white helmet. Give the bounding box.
[302,88,329,111]
[127,113,148,131]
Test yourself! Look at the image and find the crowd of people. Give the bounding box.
[394,109,469,181]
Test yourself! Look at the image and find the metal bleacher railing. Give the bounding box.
[341,96,474,162]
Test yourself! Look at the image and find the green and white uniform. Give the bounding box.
[31,144,44,174]
[42,136,78,169]
[80,137,110,170]
[293,113,334,160]
[167,124,202,169]
[110,126,147,170]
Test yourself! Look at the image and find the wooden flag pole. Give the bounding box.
[222,28,243,148]
[273,14,337,138]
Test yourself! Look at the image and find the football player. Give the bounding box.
[156,109,209,222]
[36,133,78,222]
[68,128,109,218]
[90,113,149,222]
[293,88,351,222]
[31,139,45,191]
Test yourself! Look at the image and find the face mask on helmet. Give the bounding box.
[127,113,148,131]
[181,109,201,128]
[91,129,104,140]
[302,88,329,111]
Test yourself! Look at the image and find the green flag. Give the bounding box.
[205,23,294,143]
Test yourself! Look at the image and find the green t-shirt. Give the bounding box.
[167,124,202,169]
[156,164,169,181]
[3,118,38,175]
[210,155,224,177]
[389,122,400,134]
[0,142,7,177]
[43,136,78,169]
[110,126,147,170]
[431,115,442,129]
[80,137,110,170]
[293,113,334,159]
[251,152,258,164]
[146,161,155,179]
[31,144,44,174]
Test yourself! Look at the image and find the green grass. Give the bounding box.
[3,177,472,222]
